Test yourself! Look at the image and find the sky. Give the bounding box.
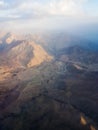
[0,0,98,36]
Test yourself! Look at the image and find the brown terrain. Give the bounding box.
[0,32,98,130]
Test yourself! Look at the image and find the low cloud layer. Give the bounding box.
[0,0,98,32]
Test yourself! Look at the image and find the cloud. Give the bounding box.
[0,0,98,32]
[0,0,8,8]
[15,0,88,17]
[0,0,5,6]
[0,0,89,21]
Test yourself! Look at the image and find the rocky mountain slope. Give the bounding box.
[0,32,98,130]
[0,33,53,68]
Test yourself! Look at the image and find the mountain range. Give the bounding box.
[0,32,98,130]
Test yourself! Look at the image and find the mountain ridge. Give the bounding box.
[0,34,53,68]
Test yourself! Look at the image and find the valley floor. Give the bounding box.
[0,61,98,130]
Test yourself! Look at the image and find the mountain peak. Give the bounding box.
[3,32,17,44]
[0,39,53,68]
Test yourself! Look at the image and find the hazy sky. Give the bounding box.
[0,0,98,33]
